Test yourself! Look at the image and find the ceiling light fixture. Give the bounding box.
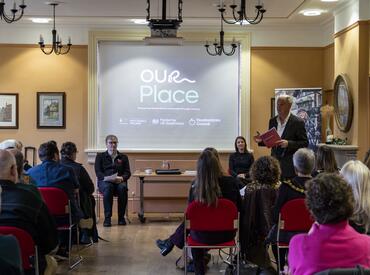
[131,19,147,25]
[0,0,26,23]
[218,0,266,25]
[38,2,72,55]
[301,9,323,16]
[31,18,51,24]
[205,16,237,56]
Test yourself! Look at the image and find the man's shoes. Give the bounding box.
[103,218,111,227]
[156,238,174,256]
[118,218,127,226]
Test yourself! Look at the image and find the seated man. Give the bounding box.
[26,141,82,222]
[0,149,58,274]
[95,135,131,227]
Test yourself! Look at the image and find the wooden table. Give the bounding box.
[132,172,195,223]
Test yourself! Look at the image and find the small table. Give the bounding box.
[132,172,195,223]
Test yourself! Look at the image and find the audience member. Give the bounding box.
[156,148,241,273]
[288,173,370,275]
[341,160,370,234]
[0,139,22,150]
[313,145,338,176]
[240,156,279,269]
[229,136,254,187]
[0,149,58,274]
[60,141,98,243]
[94,135,131,227]
[267,148,315,271]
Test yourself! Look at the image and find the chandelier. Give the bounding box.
[205,17,237,56]
[219,0,266,25]
[0,0,26,23]
[38,2,72,55]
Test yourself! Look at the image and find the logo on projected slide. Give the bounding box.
[139,69,199,104]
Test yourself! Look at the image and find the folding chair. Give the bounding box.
[38,187,83,269]
[277,198,314,272]
[184,198,239,275]
[0,226,39,275]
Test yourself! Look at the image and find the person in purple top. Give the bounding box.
[288,173,370,275]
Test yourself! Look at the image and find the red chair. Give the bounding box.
[184,198,239,275]
[0,226,39,275]
[38,187,83,269]
[276,198,314,271]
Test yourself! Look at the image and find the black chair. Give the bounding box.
[315,266,370,275]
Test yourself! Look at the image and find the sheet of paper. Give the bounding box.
[104,173,118,182]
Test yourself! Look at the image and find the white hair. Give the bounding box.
[0,139,22,150]
[277,94,293,105]
[341,160,370,233]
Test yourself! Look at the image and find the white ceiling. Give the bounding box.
[8,0,344,27]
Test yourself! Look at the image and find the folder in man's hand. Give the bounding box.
[259,127,281,148]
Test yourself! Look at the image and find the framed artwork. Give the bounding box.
[333,74,353,132]
[37,92,66,128]
[0,93,18,129]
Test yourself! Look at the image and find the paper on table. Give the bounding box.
[259,127,282,148]
[104,173,118,182]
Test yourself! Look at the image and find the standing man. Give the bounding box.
[95,135,131,227]
[255,95,308,179]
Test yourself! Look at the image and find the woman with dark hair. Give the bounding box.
[288,173,370,275]
[60,141,98,243]
[240,156,280,269]
[313,145,338,176]
[156,148,241,274]
[229,136,254,185]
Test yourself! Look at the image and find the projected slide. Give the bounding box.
[98,42,240,150]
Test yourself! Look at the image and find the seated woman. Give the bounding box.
[288,173,370,275]
[228,136,254,187]
[340,160,370,234]
[60,141,98,243]
[267,148,315,271]
[240,156,279,269]
[312,145,338,177]
[156,148,241,274]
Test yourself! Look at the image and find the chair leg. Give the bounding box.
[277,246,281,274]
[184,247,187,275]
[68,227,83,270]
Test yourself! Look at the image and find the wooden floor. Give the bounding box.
[57,216,232,275]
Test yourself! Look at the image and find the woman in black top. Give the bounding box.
[229,136,254,185]
[156,148,241,274]
[312,145,338,177]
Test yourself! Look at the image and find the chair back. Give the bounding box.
[186,198,238,231]
[38,187,69,216]
[279,198,314,231]
[0,226,38,272]
[315,266,370,274]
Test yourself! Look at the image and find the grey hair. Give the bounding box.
[277,94,294,105]
[293,148,315,175]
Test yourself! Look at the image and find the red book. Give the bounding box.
[259,127,281,148]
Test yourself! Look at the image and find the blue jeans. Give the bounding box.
[98,181,128,220]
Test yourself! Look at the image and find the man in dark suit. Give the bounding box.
[255,95,308,179]
[94,135,131,227]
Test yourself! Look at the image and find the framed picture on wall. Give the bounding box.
[0,93,18,129]
[37,92,66,128]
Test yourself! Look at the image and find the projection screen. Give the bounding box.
[97,41,240,151]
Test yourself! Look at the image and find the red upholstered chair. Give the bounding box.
[184,198,239,275]
[38,187,83,269]
[0,226,39,275]
[277,198,314,271]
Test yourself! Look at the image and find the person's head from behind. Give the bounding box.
[194,148,222,206]
[234,136,247,153]
[305,173,354,224]
[293,148,315,176]
[7,148,23,181]
[60,142,78,161]
[340,160,370,232]
[250,156,281,186]
[316,145,338,173]
[105,134,118,154]
[0,149,18,183]
[38,141,59,162]
[0,139,23,151]
[276,95,293,119]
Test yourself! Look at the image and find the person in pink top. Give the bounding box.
[288,173,370,275]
